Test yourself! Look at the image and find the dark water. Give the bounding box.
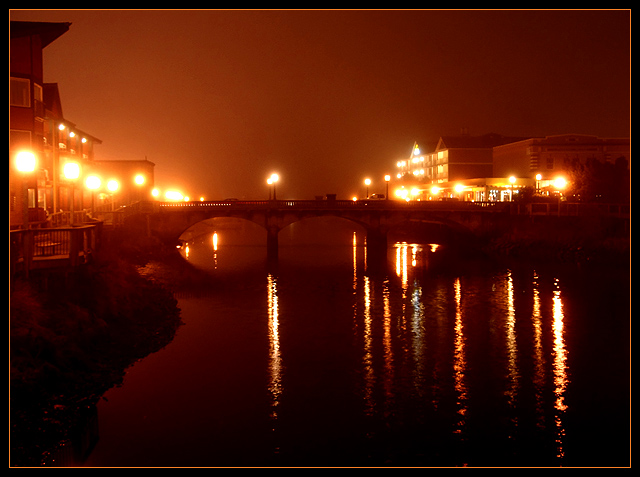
[84,217,630,468]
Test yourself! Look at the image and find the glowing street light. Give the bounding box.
[14,151,37,227]
[364,178,371,199]
[85,175,101,190]
[509,176,516,201]
[384,174,391,199]
[554,177,567,190]
[85,175,101,216]
[395,187,409,201]
[134,174,145,185]
[63,162,80,180]
[64,162,81,223]
[268,173,280,200]
[15,151,37,173]
[165,190,183,201]
[107,179,119,192]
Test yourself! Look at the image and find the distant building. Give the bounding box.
[394,133,526,201]
[392,132,629,202]
[10,20,155,228]
[492,134,630,192]
[90,158,156,209]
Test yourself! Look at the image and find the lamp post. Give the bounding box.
[508,176,516,202]
[64,162,81,224]
[384,175,390,200]
[554,177,567,215]
[535,174,542,194]
[364,178,371,199]
[269,173,279,200]
[15,151,37,228]
[134,174,145,203]
[85,175,101,217]
[107,179,119,211]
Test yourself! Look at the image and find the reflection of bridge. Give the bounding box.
[124,199,512,258]
[121,199,629,259]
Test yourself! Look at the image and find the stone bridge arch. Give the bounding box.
[122,200,508,259]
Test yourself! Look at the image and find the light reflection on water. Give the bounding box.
[87,225,628,467]
[179,231,574,465]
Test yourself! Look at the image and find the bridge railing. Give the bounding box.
[10,223,103,280]
[126,199,628,218]
[153,199,508,211]
[509,202,630,218]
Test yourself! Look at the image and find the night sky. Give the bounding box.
[10,9,630,201]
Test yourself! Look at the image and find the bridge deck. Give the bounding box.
[154,199,507,212]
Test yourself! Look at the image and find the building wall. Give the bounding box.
[493,134,631,181]
[10,33,45,227]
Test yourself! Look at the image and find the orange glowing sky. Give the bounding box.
[10,9,630,201]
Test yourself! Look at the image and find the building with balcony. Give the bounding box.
[10,21,71,228]
[10,20,155,229]
[394,133,526,201]
[392,132,629,202]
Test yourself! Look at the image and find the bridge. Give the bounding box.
[121,199,518,257]
[117,198,629,259]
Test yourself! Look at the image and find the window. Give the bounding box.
[546,157,554,170]
[33,83,43,102]
[10,77,30,107]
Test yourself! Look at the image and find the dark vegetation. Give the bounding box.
[10,230,184,467]
[481,156,630,264]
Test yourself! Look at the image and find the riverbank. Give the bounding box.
[10,233,183,467]
[478,214,630,265]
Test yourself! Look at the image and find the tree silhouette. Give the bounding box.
[567,156,629,203]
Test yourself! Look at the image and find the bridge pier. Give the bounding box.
[267,226,279,260]
[365,228,388,271]
[366,228,388,253]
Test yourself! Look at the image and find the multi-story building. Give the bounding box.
[10,20,155,228]
[394,133,526,201]
[393,132,629,202]
[492,134,630,192]
[10,21,71,228]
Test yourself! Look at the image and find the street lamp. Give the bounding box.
[268,173,279,200]
[85,175,101,217]
[134,174,145,202]
[364,178,371,199]
[107,179,119,211]
[554,177,567,190]
[15,151,37,173]
[14,151,37,227]
[509,176,516,201]
[535,174,542,194]
[64,162,81,223]
[384,175,391,199]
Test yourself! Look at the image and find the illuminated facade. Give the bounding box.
[10,21,155,228]
[492,134,630,191]
[393,133,630,202]
[10,21,71,228]
[395,134,526,201]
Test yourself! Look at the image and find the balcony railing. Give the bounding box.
[10,223,103,280]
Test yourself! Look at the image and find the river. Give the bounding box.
[83,217,630,467]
